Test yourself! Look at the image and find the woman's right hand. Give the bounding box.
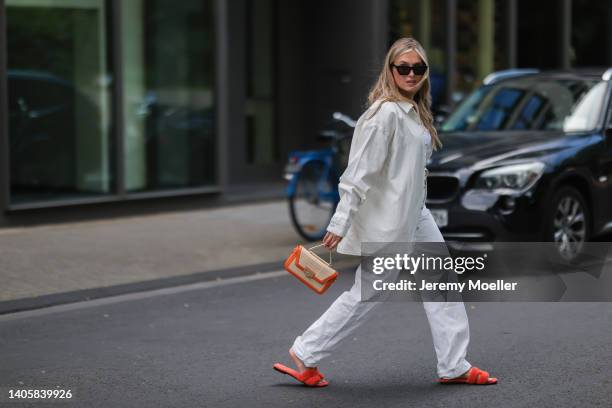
[323,231,343,250]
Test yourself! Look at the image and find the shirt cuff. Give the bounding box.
[327,214,351,237]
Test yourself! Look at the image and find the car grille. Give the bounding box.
[427,175,460,202]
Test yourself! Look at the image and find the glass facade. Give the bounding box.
[1,0,611,214]
[390,0,513,106]
[390,0,448,110]
[391,0,612,110]
[121,0,216,192]
[3,0,216,206]
[455,0,510,97]
[245,0,277,165]
[6,0,113,204]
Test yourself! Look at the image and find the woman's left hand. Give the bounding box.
[323,231,343,250]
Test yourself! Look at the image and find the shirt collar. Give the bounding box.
[396,100,423,125]
[396,100,416,115]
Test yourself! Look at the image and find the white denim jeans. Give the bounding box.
[292,206,472,379]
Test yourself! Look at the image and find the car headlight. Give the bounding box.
[473,162,545,192]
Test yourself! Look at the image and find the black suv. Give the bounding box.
[427,68,612,262]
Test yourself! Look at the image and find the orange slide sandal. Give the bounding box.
[439,366,498,385]
[273,363,329,387]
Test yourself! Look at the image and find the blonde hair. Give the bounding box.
[367,37,442,151]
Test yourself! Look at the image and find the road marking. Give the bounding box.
[0,270,288,322]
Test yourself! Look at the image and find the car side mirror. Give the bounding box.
[433,105,452,128]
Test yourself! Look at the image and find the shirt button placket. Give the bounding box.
[421,142,428,210]
[422,168,428,210]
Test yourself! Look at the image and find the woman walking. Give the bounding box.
[273,37,497,387]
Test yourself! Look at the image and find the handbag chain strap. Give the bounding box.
[307,243,333,265]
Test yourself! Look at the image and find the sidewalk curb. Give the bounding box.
[0,261,279,315]
[0,260,360,316]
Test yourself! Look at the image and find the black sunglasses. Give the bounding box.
[390,63,428,76]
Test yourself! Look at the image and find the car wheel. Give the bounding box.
[541,185,591,265]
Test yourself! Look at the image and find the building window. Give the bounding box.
[6,0,113,204]
[245,0,277,165]
[121,0,216,192]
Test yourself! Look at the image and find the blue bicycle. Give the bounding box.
[284,112,356,241]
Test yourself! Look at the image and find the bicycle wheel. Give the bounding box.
[289,161,337,241]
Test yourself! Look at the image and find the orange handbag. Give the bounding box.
[283,243,339,294]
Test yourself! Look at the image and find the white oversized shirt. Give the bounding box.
[326,99,433,256]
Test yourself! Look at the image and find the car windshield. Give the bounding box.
[440,76,607,133]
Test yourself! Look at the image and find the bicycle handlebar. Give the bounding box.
[332,112,357,128]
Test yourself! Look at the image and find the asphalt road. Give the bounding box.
[1,266,611,408]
